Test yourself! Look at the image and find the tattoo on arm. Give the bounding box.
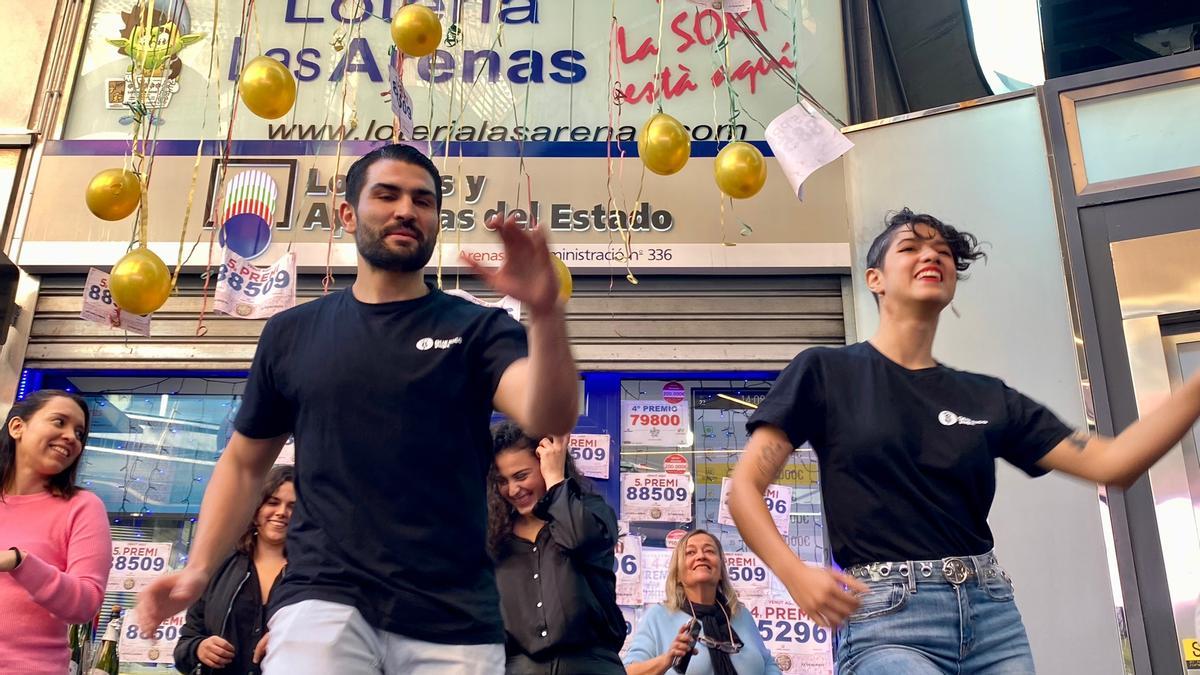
[753,439,794,481]
[1066,431,1091,453]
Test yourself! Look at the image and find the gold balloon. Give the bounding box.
[551,255,573,303]
[714,141,767,199]
[391,4,443,57]
[638,113,691,176]
[110,247,173,315]
[239,56,297,120]
[85,169,141,221]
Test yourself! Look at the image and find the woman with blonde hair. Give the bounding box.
[623,529,779,675]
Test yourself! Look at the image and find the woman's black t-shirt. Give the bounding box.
[747,342,1073,568]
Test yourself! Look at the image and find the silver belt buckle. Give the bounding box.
[942,558,970,584]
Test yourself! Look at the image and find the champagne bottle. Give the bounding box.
[68,622,89,675]
[90,606,122,675]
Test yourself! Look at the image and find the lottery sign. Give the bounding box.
[568,433,611,479]
[619,605,641,658]
[119,608,186,665]
[106,541,172,593]
[745,599,833,674]
[641,547,673,605]
[80,268,151,336]
[621,472,693,522]
[615,521,643,605]
[622,400,689,446]
[213,251,296,320]
[717,477,792,536]
[724,551,770,597]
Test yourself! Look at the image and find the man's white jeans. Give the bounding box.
[262,599,504,675]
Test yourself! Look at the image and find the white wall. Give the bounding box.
[841,94,1124,675]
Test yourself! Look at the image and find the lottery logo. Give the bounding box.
[218,170,278,260]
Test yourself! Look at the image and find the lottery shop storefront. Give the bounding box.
[11,1,854,672]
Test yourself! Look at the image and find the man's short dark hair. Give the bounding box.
[344,144,443,210]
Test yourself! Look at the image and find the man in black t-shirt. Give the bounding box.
[137,144,578,674]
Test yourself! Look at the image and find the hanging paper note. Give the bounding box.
[80,268,151,336]
[621,472,693,522]
[214,251,296,320]
[764,102,854,200]
[388,55,416,140]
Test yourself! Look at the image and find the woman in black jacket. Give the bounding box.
[175,465,294,674]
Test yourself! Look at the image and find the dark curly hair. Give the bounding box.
[1,390,91,499]
[486,421,591,558]
[865,208,986,301]
[235,464,295,555]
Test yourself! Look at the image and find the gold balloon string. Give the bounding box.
[322,0,365,295]
[289,0,315,129]
[726,13,846,127]
[511,18,536,212]
[651,0,667,114]
[196,0,256,337]
[603,4,636,284]
[708,15,730,246]
[170,0,224,289]
[445,20,506,289]
[436,6,463,291]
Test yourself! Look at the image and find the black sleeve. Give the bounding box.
[475,309,529,396]
[234,316,295,439]
[533,478,618,559]
[173,585,210,673]
[998,383,1074,477]
[746,348,826,449]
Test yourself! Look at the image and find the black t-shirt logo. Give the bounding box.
[938,410,989,426]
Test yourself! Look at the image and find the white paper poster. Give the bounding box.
[119,608,186,665]
[724,551,770,597]
[80,268,151,336]
[717,477,791,536]
[745,599,833,674]
[619,605,641,658]
[568,433,611,480]
[641,547,674,605]
[387,52,416,140]
[621,472,693,522]
[765,102,854,200]
[622,400,689,447]
[213,251,296,320]
[106,541,172,593]
[275,435,296,466]
[615,521,643,606]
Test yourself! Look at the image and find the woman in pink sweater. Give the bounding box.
[0,390,112,674]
